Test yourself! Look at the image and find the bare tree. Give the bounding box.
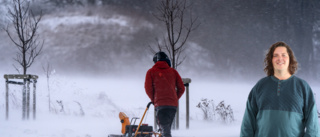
[4,0,43,120]
[151,0,199,130]
[153,0,199,69]
[5,0,43,75]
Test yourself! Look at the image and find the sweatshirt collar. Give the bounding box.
[271,75,294,82]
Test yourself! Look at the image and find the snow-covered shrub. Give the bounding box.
[196,98,215,120]
[74,101,85,116]
[197,99,235,123]
[215,101,234,123]
[56,100,65,113]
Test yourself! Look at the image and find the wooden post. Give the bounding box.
[172,114,176,129]
[22,79,26,120]
[185,83,190,129]
[26,79,30,119]
[176,103,179,129]
[6,79,9,120]
[182,78,191,129]
[154,109,157,130]
[33,79,37,119]
[4,74,38,120]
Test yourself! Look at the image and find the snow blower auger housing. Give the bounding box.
[108,102,162,137]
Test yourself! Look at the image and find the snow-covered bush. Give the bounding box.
[215,101,234,123]
[196,98,215,120]
[197,99,234,123]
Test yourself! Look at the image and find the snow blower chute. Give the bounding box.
[108,102,162,137]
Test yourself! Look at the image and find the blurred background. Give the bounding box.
[0,0,319,83]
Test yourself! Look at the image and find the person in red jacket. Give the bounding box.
[145,51,185,137]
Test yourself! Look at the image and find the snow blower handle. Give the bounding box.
[134,102,153,137]
[147,102,153,109]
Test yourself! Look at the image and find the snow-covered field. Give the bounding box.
[0,74,319,137]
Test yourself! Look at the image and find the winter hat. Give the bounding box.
[153,51,171,67]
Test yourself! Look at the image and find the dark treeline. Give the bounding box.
[190,0,320,80]
[97,0,320,80]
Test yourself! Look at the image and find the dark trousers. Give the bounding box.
[156,107,177,137]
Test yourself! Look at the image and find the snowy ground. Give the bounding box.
[1,74,319,137]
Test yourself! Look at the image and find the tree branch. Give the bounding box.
[6,0,44,74]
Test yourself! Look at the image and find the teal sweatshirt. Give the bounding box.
[240,75,320,137]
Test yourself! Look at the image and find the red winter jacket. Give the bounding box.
[145,61,185,107]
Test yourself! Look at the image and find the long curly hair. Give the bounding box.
[264,42,298,76]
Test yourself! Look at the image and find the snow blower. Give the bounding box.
[108,102,162,137]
